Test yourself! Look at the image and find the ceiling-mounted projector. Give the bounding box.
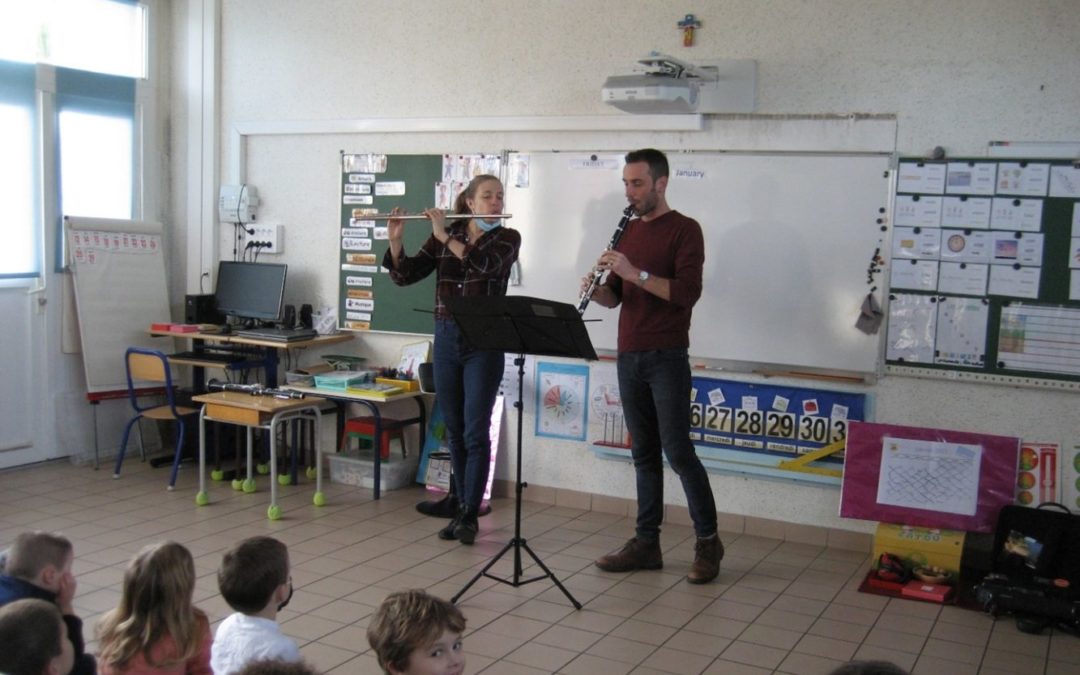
[602,52,757,114]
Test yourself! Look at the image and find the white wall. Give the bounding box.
[169,0,1080,532]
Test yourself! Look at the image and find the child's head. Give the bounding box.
[121,540,197,614]
[3,531,74,592]
[98,541,203,670]
[0,598,75,675]
[366,589,466,675]
[217,536,291,615]
[234,658,319,675]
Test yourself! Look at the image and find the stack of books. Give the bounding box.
[313,370,374,391]
[345,381,403,399]
[150,322,202,333]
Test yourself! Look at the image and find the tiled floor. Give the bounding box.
[1,458,1078,675]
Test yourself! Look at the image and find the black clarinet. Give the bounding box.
[577,205,635,314]
[207,379,305,400]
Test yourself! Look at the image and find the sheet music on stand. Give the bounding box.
[444,295,597,608]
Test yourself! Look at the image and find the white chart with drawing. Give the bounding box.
[876,436,983,516]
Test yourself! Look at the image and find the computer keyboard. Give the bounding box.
[235,327,318,342]
[170,350,246,364]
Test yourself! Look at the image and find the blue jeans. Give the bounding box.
[434,319,504,512]
[617,348,718,541]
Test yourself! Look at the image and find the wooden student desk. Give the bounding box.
[283,385,427,500]
[143,329,354,476]
[192,390,328,520]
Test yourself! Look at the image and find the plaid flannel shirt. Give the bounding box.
[383,222,521,319]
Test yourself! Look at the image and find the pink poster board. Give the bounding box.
[840,421,1020,533]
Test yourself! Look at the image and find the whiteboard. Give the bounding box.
[506,151,892,375]
[65,217,170,394]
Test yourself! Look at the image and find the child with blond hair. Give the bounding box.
[96,541,212,675]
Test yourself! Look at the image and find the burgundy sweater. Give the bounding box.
[604,210,704,353]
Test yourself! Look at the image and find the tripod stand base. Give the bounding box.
[451,536,582,609]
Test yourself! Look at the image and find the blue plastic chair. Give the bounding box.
[115,347,199,489]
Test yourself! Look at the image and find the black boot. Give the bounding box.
[437,509,460,540]
[418,491,459,518]
[453,506,479,545]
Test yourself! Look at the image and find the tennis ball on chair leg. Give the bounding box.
[313,491,326,507]
[305,466,317,480]
[256,463,269,475]
[231,479,243,491]
[195,491,209,506]
[267,504,282,520]
[278,474,292,486]
[211,469,225,481]
[242,478,257,493]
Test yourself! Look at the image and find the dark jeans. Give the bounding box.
[433,318,504,512]
[617,348,718,540]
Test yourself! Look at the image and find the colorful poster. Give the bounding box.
[1063,443,1080,510]
[1015,442,1059,506]
[536,362,589,440]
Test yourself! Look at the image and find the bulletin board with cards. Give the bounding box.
[590,374,869,485]
[337,152,503,335]
[885,157,1080,386]
[689,376,868,464]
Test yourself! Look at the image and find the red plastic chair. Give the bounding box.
[340,416,407,460]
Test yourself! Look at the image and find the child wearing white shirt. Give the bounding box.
[211,537,301,675]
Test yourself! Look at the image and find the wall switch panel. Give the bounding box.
[243,224,284,254]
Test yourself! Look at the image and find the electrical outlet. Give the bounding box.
[243,224,284,254]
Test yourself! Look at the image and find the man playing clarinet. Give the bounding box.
[579,148,723,584]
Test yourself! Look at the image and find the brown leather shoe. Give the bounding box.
[687,534,723,584]
[595,537,663,572]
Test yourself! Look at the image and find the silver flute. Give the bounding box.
[207,378,305,400]
[577,205,635,314]
[358,212,512,221]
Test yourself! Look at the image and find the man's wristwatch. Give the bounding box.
[637,270,650,286]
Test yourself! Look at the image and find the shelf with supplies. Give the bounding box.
[283,383,428,500]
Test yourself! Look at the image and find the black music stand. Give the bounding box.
[444,295,597,609]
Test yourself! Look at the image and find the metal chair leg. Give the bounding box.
[167,419,186,490]
[115,415,142,478]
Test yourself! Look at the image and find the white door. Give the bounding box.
[0,283,47,468]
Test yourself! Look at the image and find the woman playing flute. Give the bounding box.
[383,175,521,545]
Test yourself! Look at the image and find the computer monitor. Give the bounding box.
[213,261,288,325]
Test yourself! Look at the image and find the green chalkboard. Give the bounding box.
[338,154,442,335]
[885,157,1080,384]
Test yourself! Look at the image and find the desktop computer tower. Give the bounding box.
[185,294,223,325]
